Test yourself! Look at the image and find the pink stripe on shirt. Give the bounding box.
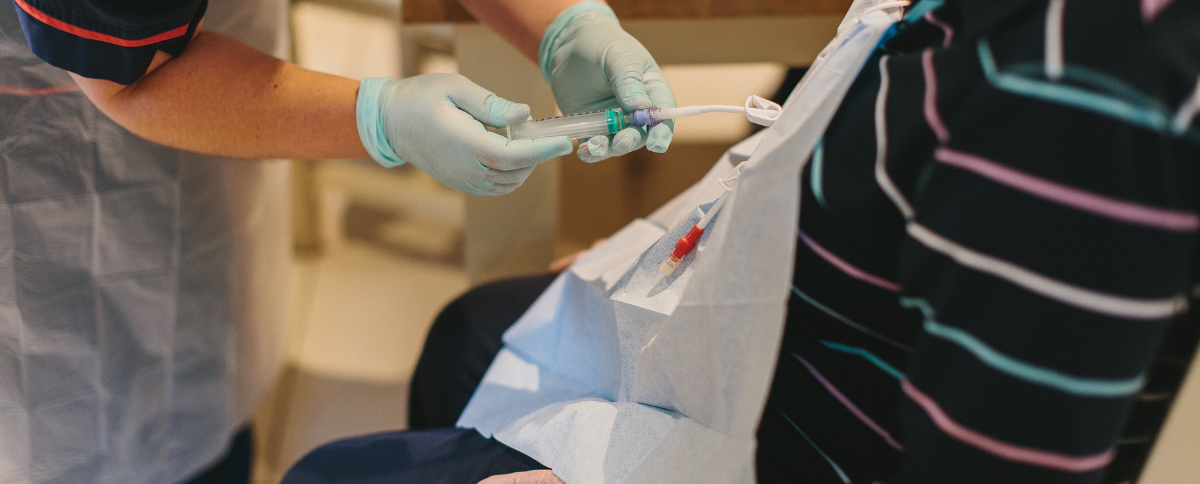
[799,229,901,292]
[902,380,1115,472]
[796,354,904,450]
[923,49,951,144]
[935,148,1200,232]
[924,11,954,47]
[1141,0,1175,22]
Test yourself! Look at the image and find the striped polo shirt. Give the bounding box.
[755,1,1200,483]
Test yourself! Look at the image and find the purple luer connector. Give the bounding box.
[628,107,663,128]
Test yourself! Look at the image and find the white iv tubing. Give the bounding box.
[695,162,745,230]
[660,95,783,128]
[660,105,747,118]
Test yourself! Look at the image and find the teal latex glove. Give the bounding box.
[357,74,574,195]
[540,1,677,163]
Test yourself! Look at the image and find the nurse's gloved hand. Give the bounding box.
[540,1,676,163]
[357,74,574,195]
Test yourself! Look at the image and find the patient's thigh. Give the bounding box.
[281,428,545,484]
[409,274,556,429]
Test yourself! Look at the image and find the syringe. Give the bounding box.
[658,162,745,276]
[496,95,782,141]
[500,108,639,141]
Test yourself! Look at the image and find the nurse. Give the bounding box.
[0,0,673,483]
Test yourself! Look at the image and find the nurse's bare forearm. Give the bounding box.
[71,32,369,160]
[458,0,592,63]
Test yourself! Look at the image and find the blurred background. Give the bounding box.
[248,1,1200,483]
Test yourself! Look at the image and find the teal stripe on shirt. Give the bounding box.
[900,297,1146,397]
[820,340,905,380]
[811,138,829,209]
[977,39,1200,146]
[793,286,913,352]
[773,406,851,484]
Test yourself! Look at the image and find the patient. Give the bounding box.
[283,1,1200,483]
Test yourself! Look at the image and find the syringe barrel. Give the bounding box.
[505,109,625,141]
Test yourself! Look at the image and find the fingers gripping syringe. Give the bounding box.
[498,95,782,141]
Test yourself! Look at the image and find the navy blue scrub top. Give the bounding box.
[14,0,207,84]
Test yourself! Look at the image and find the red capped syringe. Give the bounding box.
[658,192,730,276]
[658,163,745,276]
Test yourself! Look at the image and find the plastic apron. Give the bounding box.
[204,0,293,436]
[0,0,289,482]
[457,2,901,483]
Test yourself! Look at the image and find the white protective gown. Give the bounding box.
[0,0,291,482]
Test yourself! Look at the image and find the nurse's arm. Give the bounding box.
[70,31,370,161]
[458,0,583,63]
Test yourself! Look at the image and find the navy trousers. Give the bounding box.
[281,428,545,484]
[408,274,557,429]
[186,426,253,484]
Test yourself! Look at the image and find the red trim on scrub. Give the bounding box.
[14,0,190,47]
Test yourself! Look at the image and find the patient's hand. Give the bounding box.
[549,251,585,274]
[478,470,564,484]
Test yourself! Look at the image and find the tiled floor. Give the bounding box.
[292,243,467,383]
[254,243,467,482]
